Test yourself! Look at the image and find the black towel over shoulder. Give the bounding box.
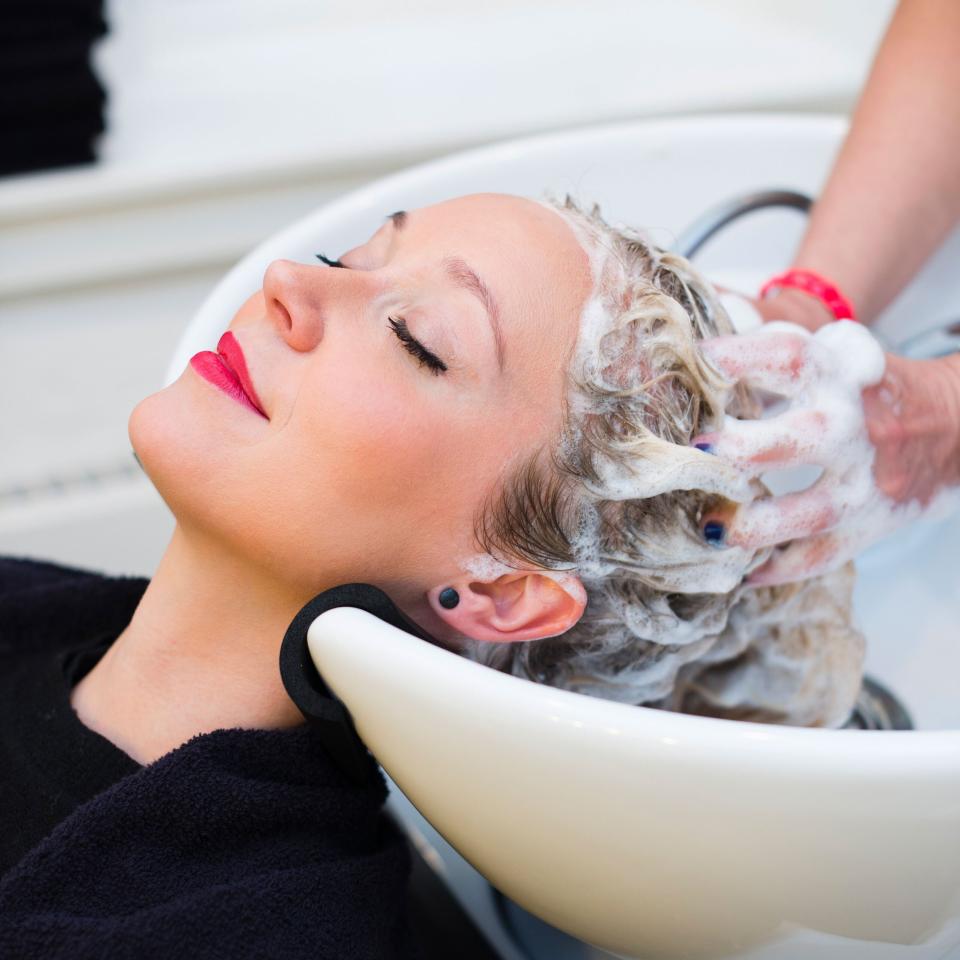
[0,556,145,871]
[0,555,417,960]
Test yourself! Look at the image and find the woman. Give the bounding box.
[0,190,947,958]
[75,192,872,739]
[0,192,856,958]
[6,192,598,960]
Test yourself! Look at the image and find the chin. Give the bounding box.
[128,372,222,525]
[128,371,290,571]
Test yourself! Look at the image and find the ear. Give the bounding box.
[428,570,586,644]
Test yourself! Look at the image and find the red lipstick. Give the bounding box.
[189,331,269,419]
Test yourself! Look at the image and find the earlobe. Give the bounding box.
[428,571,586,644]
[437,587,460,609]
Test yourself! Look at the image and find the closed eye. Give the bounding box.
[388,317,448,375]
[314,251,448,375]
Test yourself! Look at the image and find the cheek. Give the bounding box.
[131,336,551,588]
[274,352,535,585]
[289,356,482,521]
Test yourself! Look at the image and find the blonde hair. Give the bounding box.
[468,195,863,727]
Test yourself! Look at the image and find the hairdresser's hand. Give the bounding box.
[713,286,834,334]
[714,284,834,333]
[693,322,960,586]
[752,287,836,332]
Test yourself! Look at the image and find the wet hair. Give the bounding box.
[466,194,863,728]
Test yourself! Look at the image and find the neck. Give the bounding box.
[71,524,309,765]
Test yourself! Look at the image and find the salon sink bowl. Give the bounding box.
[307,601,960,960]
[170,115,960,958]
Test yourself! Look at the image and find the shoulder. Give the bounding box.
[0,555,107,599]
[0,555,149,658]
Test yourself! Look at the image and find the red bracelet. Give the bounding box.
[758,269,857,322]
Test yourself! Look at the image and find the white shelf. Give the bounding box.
[3,0,894,223]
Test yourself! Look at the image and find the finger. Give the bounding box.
[720,481,842,550]
[693,407,830,476]
[699,324,814,396]
[745,531,847,586]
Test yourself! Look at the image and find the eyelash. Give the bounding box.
[316,252,448,376]
[388,317,448,375]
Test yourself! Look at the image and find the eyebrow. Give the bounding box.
[387,209,505,370]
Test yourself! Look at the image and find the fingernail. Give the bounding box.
[703,521,726,547]
[694,442,715,454]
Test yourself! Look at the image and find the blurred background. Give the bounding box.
[0,0,896,577]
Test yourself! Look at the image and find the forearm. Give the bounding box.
[773,0,960,327]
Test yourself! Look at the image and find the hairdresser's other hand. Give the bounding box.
[693,322,960,586]
[712,286,832,335]
[751,287,836,332]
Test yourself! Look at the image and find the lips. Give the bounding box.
[188,331,269,420]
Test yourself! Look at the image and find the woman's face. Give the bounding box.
[131,193,592,607]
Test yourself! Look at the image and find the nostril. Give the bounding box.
[270,297,293,332]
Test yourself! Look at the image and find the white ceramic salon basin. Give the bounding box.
[168,115,960,959]
[307,602,960,960]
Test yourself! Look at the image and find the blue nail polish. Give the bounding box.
[703,521,726,547]
[694,442,714,454]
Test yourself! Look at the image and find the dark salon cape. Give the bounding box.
[0,556,417,959]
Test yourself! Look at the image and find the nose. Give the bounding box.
[262,258,329,352]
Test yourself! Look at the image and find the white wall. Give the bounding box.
[0,0,897,576]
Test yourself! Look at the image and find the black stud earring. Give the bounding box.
[438,587,460,609]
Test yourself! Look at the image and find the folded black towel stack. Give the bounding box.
[1,0,108,177]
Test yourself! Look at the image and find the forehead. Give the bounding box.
[407,193,589,272]
[402,192,593,359]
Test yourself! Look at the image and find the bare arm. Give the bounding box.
[762,0,960,329]
[701,1,960,582]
